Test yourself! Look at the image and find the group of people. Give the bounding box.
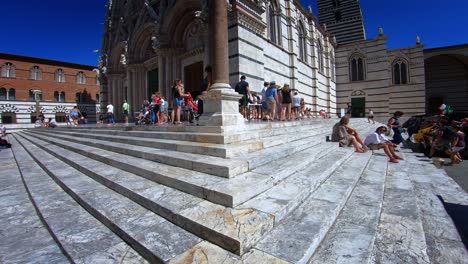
[234,76,308,121]
[412,116,467,166]
[332,113,404,163]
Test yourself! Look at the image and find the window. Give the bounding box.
[54,91,65,102]
[30,66,42,80]
[298,23,308,62]
[335,11,342,21]
[317,41,324,73]
[267,0,281,45]
[1,62,16,78]
[60,92,65,102]
[0,88,6,100]
[8,88,15,100]
[76,92,82,103]
[393,58,409,84]
[330,54,335,81]
[349,54,365,81]
[55,113,67,122]
[55,69,65,82]
[76,71,86,84]
[29,90,42,101]
[1,88,15,100]
[332,0,341,8]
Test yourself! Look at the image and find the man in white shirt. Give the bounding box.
[261,81,269,120]
[106,103,115,124]
[364,126,403,163]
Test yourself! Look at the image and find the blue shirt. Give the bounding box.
[266,87,277,99]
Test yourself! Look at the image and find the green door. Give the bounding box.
[351,97,365,117]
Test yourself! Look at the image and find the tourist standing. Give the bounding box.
[387,111,404,145]
[281,84,292,121]
[235,76,250,119]
[367,108,375,124]
[346,103,352,116]
[261,81,269,120]
[123,100,130,124]
[107,102,115,124]
[171,79,187,125]
[292,92,301,120]
[198,66,212,118]
[266,81,278,121]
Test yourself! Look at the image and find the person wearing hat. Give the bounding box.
[234,75,250,119]
[281,84,292,121]
[266,81,279,121]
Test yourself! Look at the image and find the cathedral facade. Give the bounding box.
[99,0,337,118]
[317,0,426,120]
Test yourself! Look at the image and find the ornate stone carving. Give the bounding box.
[52,105,69,113]
[26,105,45,113]
[236,8,267,35]
[0,104,19,113]
[351,90,366,96]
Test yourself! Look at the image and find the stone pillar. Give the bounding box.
[198,0,244,128]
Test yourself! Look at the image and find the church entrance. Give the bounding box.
[351,97,366,117]
[184,61,204,99]
[148,68,159,97]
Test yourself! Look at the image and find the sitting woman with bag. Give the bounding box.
[331,116,366,153]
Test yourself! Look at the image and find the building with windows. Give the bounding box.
[0,53,100,127]
[316,0,426,120]
[99,0,337,117]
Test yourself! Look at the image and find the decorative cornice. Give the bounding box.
[0,103,19,113]
[52,105,69,113]
[235,6,267,35]
[26,105,45,113]
[179,48,204,60]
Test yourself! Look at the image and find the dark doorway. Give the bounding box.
[184,61,204,99]
[351,97,365,117]
[148,68,159,97]
[428,96,444,114]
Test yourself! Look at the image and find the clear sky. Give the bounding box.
[2,0,467,66]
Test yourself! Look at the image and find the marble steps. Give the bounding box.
[9,136,153,263]
[12,134,204,263]
[34,129,264,158]
[253,152,374,264]
[237,122,373,170]
[404,149,468,263]
[22,131,249,178]
[14,133,275,256]
[0,144,70,264]
[17,131,237,207]
[240,146,355,225]
[308,154,388,264]
[50,128,229,144]
[368,150,432,264]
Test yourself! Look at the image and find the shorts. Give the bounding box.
[452,146,464,153]
[152,105,160,113]
[239,95,248,106]
[292,106,300,111]
[174,98,184,107]
[261,102,268,110]
[368,115,374,118]
[123,110,129,117]
[367,144,381,150]
[266,98,276,111]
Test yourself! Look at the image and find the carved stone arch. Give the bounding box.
[182,20,205,53]
[160,0,201,41]
[128,23,156,62]
[108,41,127,72]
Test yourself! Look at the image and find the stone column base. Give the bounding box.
[198,83,246,128]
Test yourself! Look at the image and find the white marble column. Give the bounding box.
[198,0,244,128]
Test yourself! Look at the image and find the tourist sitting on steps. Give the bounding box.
[331,116,366,153]
[364,126,403,163]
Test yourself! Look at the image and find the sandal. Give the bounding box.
[394,155,404,160]
[389,158,399,163]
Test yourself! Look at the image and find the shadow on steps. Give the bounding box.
[438,195,468,251]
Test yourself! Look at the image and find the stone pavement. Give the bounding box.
[0,118,467,263]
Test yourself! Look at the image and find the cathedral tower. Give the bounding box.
[317,0,366,44]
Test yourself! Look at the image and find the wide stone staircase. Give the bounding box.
[2,119,467,263]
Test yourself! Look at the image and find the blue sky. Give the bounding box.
[2,0,467,66]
